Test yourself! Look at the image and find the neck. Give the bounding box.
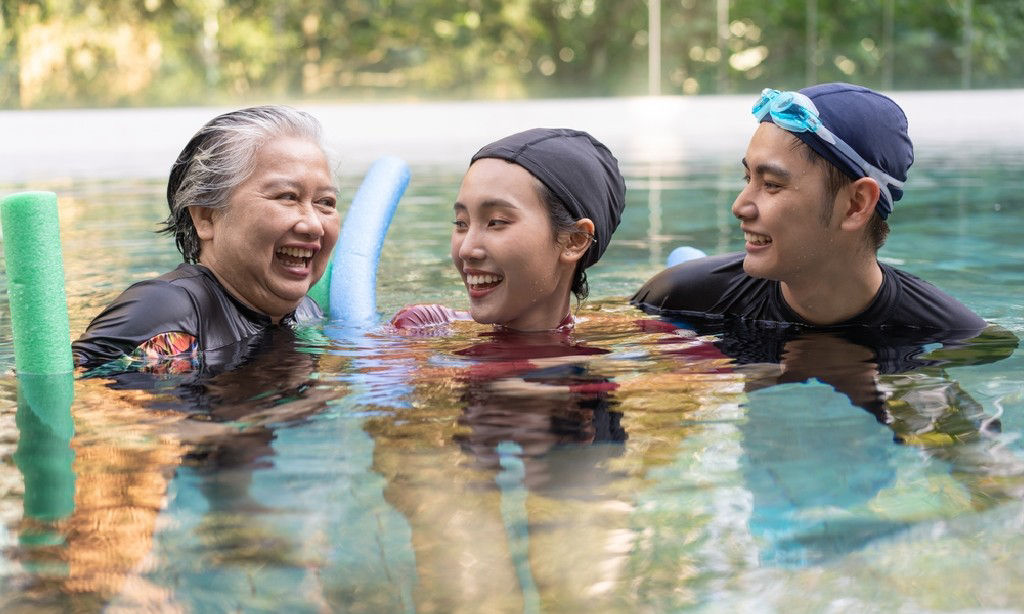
[499,309,574,333]
[780,255,883,326]
[498,269,576,332]
[196,260,287,324]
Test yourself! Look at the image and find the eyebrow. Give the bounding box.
[742,157,791,180]
[262,179,339,196]
[453,198,520,212]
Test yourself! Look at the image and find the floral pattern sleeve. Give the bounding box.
[131,331,199,373]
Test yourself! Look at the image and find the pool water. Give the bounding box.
[2,112,1024,612]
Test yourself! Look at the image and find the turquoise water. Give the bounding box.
[2,137,1024,611]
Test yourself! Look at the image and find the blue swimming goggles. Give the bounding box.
[752,88,903,211]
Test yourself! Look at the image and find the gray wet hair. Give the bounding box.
[159,105,326,263]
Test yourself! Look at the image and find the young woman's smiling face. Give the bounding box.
[451,158,578,331]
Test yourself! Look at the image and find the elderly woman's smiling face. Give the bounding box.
[190,136,340,320]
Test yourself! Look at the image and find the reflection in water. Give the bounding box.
[453,330,624,483]
[668,317,1021,566]
[368,325,633,612]
[6,154,1024,609]
[355,305,1024,609]
[3,373,189,611]
[365,315,753,612]
[1,302,1021,611]
[3,195,1024,609]
[1,325,343,611]
[4,137,1024,609]
[15,375,75,527]
[9,374,76,603]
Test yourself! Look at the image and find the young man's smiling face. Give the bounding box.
[732,122,844,285]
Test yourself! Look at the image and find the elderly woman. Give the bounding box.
[73,105,340,369]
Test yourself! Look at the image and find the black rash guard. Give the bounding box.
[72,263,323,369]
[631,252,988,334]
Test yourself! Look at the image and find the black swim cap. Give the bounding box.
[760,82,914,219]
[471,128,627,270]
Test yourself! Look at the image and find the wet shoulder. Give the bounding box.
[73,267,202,367]
[882,264,988,332]
[94,268,201,333]
[631,252,756,317]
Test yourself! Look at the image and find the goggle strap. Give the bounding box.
[813,125,838,146]
[753,88,904,206]
[824,128,903,196]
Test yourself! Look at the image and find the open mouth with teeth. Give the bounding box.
[744,231,772,246]
[466,273,504,291]
[276,246,314,269]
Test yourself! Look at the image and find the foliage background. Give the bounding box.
[1,0,1022,109]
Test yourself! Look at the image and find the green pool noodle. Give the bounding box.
[307,258,332,313]
[14,372,76,522]
[0,191,73,375]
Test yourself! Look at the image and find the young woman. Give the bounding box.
[391,128,627,332]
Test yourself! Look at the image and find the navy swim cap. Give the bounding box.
[471,128,627,270]
[761,82,914,219]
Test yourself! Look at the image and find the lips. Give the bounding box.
[466,273,503,288]
[744,230,772,246]
[275,246,316,273]
[464,270,504,297]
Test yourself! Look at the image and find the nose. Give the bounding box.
[294,201,326,239]
[731,184,757,221]
[455,225,485,262]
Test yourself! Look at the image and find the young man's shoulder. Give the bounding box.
[630,252,767,317]
[880,264,987,332]
[630,253,987,334]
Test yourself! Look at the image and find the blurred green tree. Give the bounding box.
[0,0,1021,108]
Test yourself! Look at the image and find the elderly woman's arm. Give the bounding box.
[73,278,199,368]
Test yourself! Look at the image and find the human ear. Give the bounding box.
[839,177,881,232]
[189,205,218,241]
[560,218,596,263]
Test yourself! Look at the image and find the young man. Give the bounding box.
[631,82,986,333]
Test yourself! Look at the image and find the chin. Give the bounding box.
[742,258,776,281]
[468,307,502,325]
[469,313,497,325]
[274,285,312,306]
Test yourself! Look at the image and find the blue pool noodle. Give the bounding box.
[329,157,411,327]
[666,245,707,268]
